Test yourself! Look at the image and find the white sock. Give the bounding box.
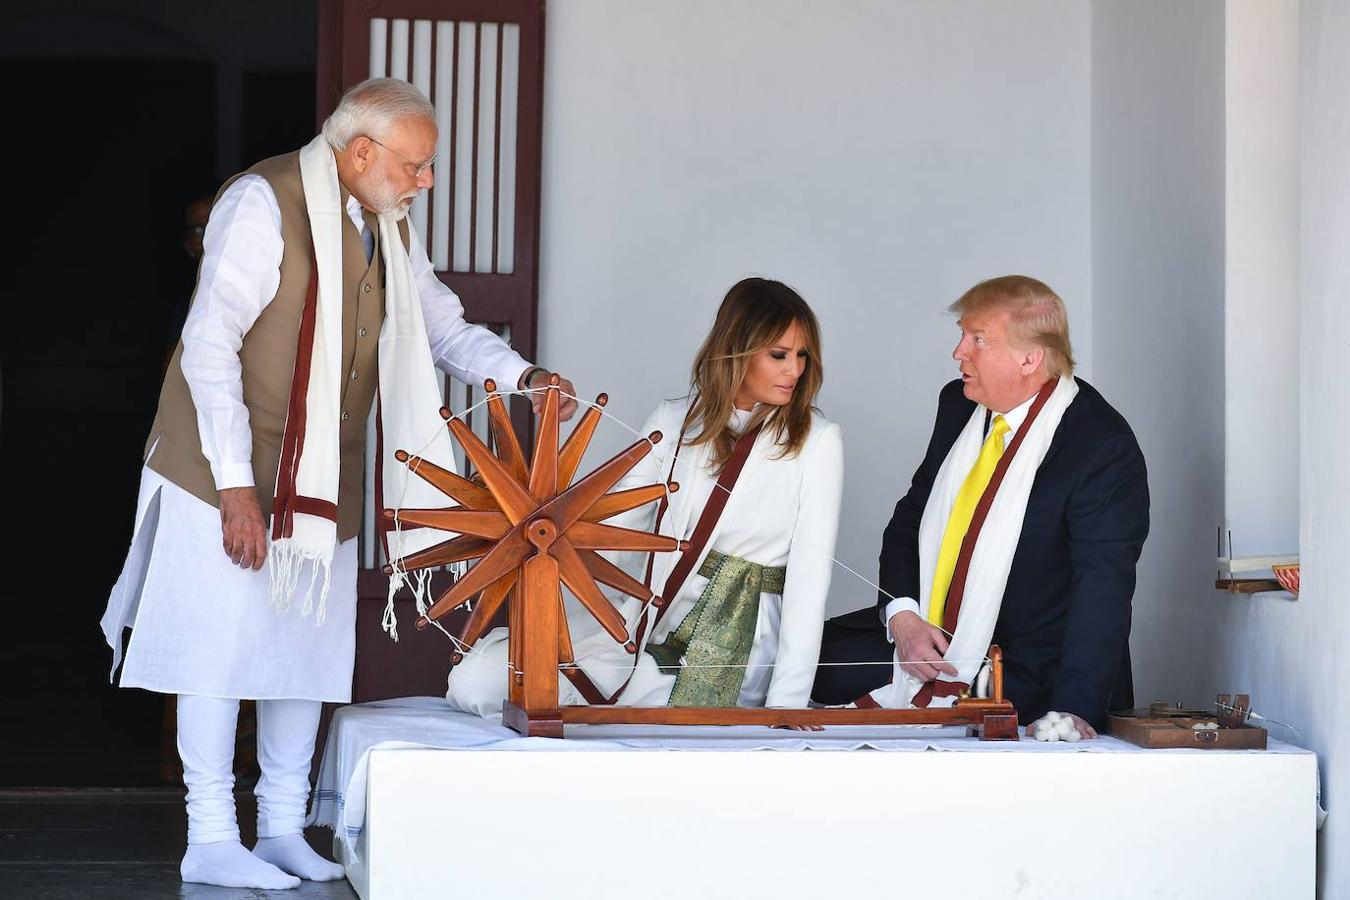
[181,839,300,890]
[254,833,346,881]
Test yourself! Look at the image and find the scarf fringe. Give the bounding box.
[382,573,402,643]
[269,540,335,624]
[381,561,470,642]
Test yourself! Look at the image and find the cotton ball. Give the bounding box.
[1055,717,1075,738]
[1033,727,1052,742]
[1064,729,1082,743]
[1045,711,1062,724]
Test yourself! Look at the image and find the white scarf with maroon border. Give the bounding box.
[269,134,456,621]
[868,375,1079,708]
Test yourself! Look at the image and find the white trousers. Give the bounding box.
[177,695,322,845]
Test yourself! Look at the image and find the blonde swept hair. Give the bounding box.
[948,275,1076,377]
[683,278,824,470]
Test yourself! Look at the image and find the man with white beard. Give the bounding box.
[101,78,575,890]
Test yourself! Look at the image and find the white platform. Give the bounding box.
[315,700,1318,900]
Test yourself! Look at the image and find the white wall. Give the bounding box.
[538,0,1092,614]
[1224,0,1300,562]
[1093,2,1342,891]
[1089,0,1229,709]
[1263,0,1348,890]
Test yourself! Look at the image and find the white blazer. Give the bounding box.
[603,399,844,708]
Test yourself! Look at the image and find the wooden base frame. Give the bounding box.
[501,697,1021,741]
[388,379,1020,742]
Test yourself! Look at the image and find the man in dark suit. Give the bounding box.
[813,275,1149,736]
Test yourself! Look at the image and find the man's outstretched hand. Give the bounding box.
[520,369,578,421]
[887,610,959,682]
[219,487,268,571]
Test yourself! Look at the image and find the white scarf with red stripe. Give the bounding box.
[868,375,1078,708]
[268,134,456,620]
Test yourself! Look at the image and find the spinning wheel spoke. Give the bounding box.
[446,419,539,523]
[567,520,687,553]
[582,484,670,523]
[446,570,518,648]
[483,379,530,486]
[558,394,606,489]
[527,378,560,500]
[383,508,510,540]
[535,434,662,532]
[421,529,533,623]
[579,548,656,604]
[551,537,632,647]
[395,450,498,509]
[383,534,493,574]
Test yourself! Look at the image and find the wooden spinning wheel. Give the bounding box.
[386,376,1020,740]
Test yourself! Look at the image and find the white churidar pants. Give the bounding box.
[177,695,322,845]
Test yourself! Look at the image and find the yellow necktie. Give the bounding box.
[928,415,1010,627]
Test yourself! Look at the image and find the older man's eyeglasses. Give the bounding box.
[368,137,436,178]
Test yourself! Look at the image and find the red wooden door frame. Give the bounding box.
[313,0,547,702]
[317,0,545,441]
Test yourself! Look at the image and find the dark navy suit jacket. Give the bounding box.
[817,377,1149,728]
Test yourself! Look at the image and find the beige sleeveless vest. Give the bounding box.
[146,150,410,542]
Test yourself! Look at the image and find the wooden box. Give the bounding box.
[1109,711,1267,750]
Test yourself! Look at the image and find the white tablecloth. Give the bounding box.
[308,696,1309,865]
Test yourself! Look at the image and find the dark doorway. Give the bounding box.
[1,0,319,787]
[0,58,218,786]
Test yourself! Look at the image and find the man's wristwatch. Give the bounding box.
[519,366,547,390]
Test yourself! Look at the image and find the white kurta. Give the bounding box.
[447,399,844,714]
[100,175,531,702]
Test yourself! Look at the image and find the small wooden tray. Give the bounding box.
[1109,712,1267,750]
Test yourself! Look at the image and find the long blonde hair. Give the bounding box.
[683,278,824,470]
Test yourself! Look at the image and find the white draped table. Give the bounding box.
[310,697,1317,900]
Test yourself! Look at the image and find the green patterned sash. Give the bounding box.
[645,549,787,707]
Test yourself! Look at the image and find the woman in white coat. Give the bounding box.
[447,277,843,713]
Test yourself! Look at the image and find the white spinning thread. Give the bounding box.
[384,387,989,677]
[383,385,559,641]
[1214,699,1299,736]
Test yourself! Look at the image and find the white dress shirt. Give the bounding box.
[178,174,531,491]
[883,388,1038,636]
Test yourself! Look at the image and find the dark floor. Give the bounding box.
[0,789,359,900]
